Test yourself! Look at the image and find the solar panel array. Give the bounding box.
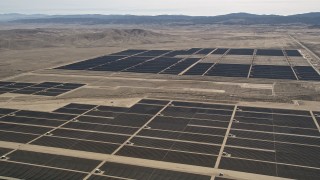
[0,99,319,179]
[0,81,85,96]
[55,48,320,81]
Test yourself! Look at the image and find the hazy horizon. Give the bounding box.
[1,0,320,16]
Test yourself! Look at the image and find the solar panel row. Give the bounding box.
[0,81,85,96]
[219,105,320,178]
[206,64,251,77]
[0,99,319,179]
[53,48,320,81]
[124,57,181,73]
[183,63,213,75]
[160,58,200,75]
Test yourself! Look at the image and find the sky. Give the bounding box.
[0,0,319,16]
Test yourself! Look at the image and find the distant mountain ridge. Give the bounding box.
[2,12,320,25]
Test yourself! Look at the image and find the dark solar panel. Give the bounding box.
[0,131,39,143]
[228,49,254,55]
[0,122,52,134]
[277,164,320,180]
[14,110,76,120]
[51,129,130,144]
[285,50,302,57]
[160,58,200,75]
[185,48,202,54]
[219,158,277,176]
[293,66,320,81]
[183,63,214,75]
[223,147,276,162]
[62,122,139,135]
[110,49,146,56]
[116,145,167,160]
[56,56,127,70]
[226,138,275,150]
[206,64,250,77]
[0,161,86,179]
[1,98,320,180]
[124,57,181,74]
[8,150,101,172]
[212,48,228,54]
[196,48,215,55]
[171,101,235,110]
[256,49,284,56]
[31,136,119,154]
[0,147,12,156]
[90,56,152,71]
[138,50,171,57]
[165,50,196,57]
[250,65,297,80]
[275,143,320,168]
[0,81,85,97]
[163,151,217,167]
[0,116,65,127]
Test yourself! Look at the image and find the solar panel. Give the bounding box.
[219,158,277,176]
[8,150,101,172]
[195,48,215,55]
[293,66,320,81]
[91,56,152,71]
[285,50,302,57]
[48,48,318,81]
[0,161,86,179]
[1,98,320,180]
[228,49,254,55]
[183,63,213,75]
[124,57,181,73]
[110,49,147,56]
[256,49,284,56]
[250,65,296,80]
[56,56,127,70]
[185,48,202,54]
[212,48,228,54]
[206,64,250,77]
[160,58,200,75]
[138,50,171,56]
